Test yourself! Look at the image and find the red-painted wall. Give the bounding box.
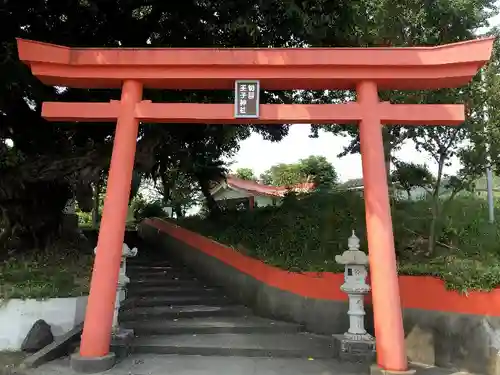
[144,218,500,317]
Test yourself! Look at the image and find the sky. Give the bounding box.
[228,9,500,183]
[229,125,462,182]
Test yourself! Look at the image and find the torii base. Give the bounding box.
[70,352,116,374]
[370,364,417,375]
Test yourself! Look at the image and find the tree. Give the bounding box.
[2,0,495,252]
[235,168,257,181]
[260,156,337,188]
[3,0,365,249]
[309,0,497,184]
[260,164,302,186]
[391,162,434,199]
[298,155,338,188]
[481,29,500,179]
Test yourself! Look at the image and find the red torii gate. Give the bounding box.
[17,37,493,374]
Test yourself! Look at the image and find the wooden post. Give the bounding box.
[248,196,255,210]
[357,81,408,371]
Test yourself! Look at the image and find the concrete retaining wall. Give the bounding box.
[140,218,500,375]
[0,296,88,350]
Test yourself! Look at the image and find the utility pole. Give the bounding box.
[487,167,495,223]
[483,69,495,223]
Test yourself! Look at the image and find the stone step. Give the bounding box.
[82,353,366,375]
[128,273,197,282]
[127,261,175,268]
[123,316,302,335]
[120,304,251,321]
[122,294,231,308]
[126,285,220,297]
[127,263,173,268]
[127,278,202,290]
[126,266,190,275]
[128,333,337,358]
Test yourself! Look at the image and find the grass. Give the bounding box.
[178,191,500,292]
[0,239,93,300]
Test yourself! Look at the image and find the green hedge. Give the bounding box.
[179,191,500,292]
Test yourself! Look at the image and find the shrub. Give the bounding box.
[179,191,500,291]
[132,199,169,222]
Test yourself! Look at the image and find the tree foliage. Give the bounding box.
[391,162,434,199]
[260,155,337,187]
[1,0,364,250]
[235,168,257,181]
[0,0,498,252]
[309,0,497,180]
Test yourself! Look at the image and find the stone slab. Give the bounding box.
[128,332,337,358]
[123,316,302,335]
[22,354,369,375]
[120,304,251,321]
[126,285,219,296]
[122,294,230,308]
[20,323,83,369]
[22,354,476,375]
[127,278,200,288]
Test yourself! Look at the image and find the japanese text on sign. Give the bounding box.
[234,80,260,118]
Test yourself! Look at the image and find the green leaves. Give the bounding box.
[259,156,338,187]
[235,168,257,181]
[391,162,434,197]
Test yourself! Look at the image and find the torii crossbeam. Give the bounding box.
[42,101,464,125]
[17,37,494,374]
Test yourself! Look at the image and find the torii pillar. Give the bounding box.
[77,80,143,370]
[357,81,406,369]
[16,37,494,374]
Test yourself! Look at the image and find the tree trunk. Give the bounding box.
[196,175,220,216]
[174,205,184,218]
[160,170,174,206]
[91,181,100,229]
[427,154,446,255]
[0,213,13,250]
[428,198,440,255]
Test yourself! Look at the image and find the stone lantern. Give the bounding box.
[334,230,375,361]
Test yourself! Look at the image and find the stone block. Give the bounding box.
[110,328,135,360]
[333,334,376,363]
[21,320,54,353]
[370,364,416,375]
[21,323,83,369]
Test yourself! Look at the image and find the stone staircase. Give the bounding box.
[119,238,337,360]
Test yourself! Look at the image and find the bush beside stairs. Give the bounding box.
[118,237,337,360]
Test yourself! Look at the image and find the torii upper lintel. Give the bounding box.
[16,37,494,90]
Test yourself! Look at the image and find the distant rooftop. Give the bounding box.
[212,176,315,197]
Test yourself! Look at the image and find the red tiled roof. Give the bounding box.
[224,176,315,197]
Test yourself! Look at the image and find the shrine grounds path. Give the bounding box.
[24,354,467,375]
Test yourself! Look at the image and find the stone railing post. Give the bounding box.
[334,230,375,361]
[94,243,137,332]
